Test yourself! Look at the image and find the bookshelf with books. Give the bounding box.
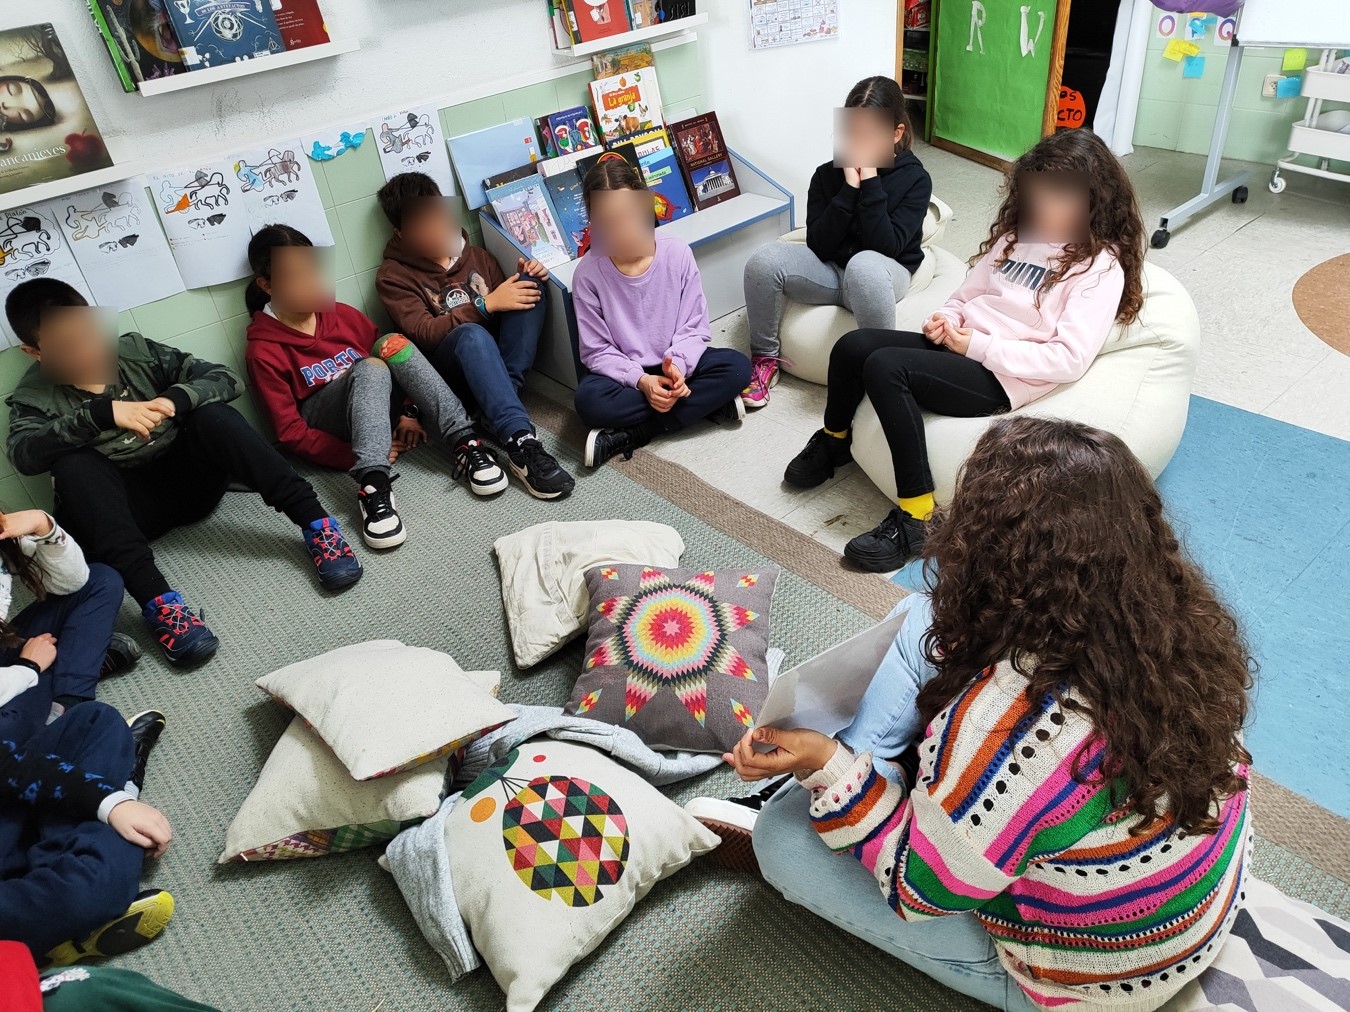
[898,0,934,136]
[550,10,708,59]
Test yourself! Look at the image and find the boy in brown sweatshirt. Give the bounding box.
[374,172,575,500]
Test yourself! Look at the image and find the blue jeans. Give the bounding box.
[753,593,1039,1011]
[0,564,124,744]
[0,701,143,958]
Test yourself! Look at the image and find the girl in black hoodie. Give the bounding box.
[741,77,932,408]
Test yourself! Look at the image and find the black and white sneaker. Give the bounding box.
[506,433,576,500]
[684,775,790,875]
[710,396,747,425]
[126,709,166,793]
[357,474,406,549]
[843,507,928,572]
[100,632,142,679]
[584,427,636,469]
[453,437,508,496]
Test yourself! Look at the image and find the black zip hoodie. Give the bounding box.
[805,149,933,273]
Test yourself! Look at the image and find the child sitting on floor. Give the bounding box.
[244,225,507,550]
[3,280,362,666]
[375,172,575,500]
[571,158,751,469]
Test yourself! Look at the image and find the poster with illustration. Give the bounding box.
[149,163,250,287]
[58,178,185,309]
[0,200,93,347]
[232,140,334,245]
[374,105,455,197]
[0,24,115,195]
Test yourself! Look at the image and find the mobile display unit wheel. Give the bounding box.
[1269,172,1287,194]
[1151,228,1170,249]
[1232,186,1249,203]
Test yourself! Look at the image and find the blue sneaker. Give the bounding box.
[142,591,219,667]
[303,517,364,590]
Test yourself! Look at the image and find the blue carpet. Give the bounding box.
[894,396,1350,818]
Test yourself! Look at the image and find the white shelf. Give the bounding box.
[138,38,360,97]
[0,164,141,213]
[553,13,709,59]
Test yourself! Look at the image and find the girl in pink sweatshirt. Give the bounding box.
[785,130,1146,572]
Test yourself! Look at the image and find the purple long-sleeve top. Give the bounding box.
[571,233,712,386]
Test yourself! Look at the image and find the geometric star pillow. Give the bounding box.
[445,741,718,1011]
[563,565,779,752]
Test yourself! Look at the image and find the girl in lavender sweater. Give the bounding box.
[571,158,751,469]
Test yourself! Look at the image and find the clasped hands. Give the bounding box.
[922,313,973,356]
[637,352,692,414]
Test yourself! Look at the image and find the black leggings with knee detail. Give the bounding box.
[822,329,1010,499]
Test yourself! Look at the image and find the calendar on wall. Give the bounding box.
[749,0,840,50]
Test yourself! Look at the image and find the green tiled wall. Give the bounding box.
[0,50,705,511]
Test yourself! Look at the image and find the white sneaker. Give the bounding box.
[684,775,789,874]
[357,478,406,549]
[453,438,508,496]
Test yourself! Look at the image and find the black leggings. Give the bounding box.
[823,329,1010,498]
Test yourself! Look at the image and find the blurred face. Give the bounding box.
[0,79,47,130]
[587,188,655,260]
[399,196,463,260]
[31,307,118,385]
[264,246,335,314]
[1018,170,1089,243]
[832,107,899,170]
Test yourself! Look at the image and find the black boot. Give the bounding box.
[127,709,166,793]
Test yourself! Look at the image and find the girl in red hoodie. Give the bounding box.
[244,226,506,550]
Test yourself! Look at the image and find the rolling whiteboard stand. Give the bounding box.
[1149,40,1248,250]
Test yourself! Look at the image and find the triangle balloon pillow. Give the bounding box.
[446,740,718,1011]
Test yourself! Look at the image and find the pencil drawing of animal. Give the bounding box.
[206,213,226,226]
[118,234,140,248]
[99,241,119,252]
[0,216,53,262]
[189,218,206,230]
[160,171,230,214]
[234,149,301,193]
[379,114,434,154]
[65,191,141,241]
[5,259,51,280]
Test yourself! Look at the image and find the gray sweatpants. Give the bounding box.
[299,341,475,479]
[743,242,912,359]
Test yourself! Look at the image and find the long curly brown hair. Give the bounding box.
[915,417,1253,834]
[976,130,1145,325]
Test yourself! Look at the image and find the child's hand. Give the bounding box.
[859,166,878,181]
[19,633,57,672]
[111,401,170,440]
[108,799,173,858]
[0,509,54,540]
[843,166,861,189]
[921,314,946,341]
[637,373,678,413]
[146,396,177,418]
[486,274,543,313]
[941,325,973,356]
[722,727,837,781]
[660,353,691,399]
[392,416,427,454]
[517,257,549,281]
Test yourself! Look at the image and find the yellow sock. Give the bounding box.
[897,492,935,522]
[824,427,849,439]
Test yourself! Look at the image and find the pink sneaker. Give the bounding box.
[742,356,785,409]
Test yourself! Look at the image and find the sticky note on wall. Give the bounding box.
[1276,75,1303,98]
[1282,48,1307,72]
[1183,55,1206,78]
[1164,38,1201,62]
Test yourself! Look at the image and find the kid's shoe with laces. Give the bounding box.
[453,437,508,496]
[741,355,785,409]
[357,474,405,549]
[40,889,175,970]
[303,517,364,590]
[584,427,636,469]
[844,507,929,572]
[141,592,219,667]
[784,428,853,488]
[684,775,790,875]
[99,632,142,678]
[710,396,747,424]
[126,709,166,793]
[506,433,575,500]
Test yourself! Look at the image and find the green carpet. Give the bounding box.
[48,415,1350,1011]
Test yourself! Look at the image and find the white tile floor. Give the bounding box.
[550,141,1350,561]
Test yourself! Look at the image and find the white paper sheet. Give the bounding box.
[0,200,95,348]
[749,0,841,50]
[149,163,251,288]
[232,140,334,246]
[753,611,907,741]
[374,105,456,196]
[56,177,186,311]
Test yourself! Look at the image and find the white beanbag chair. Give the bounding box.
[779,196,967,385]
[850,260,1201,504]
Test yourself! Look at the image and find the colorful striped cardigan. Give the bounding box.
[802,661,1251,1010]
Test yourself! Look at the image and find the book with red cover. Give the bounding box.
[272,0,330,50]
[572,0,632,44]
[668,112,739,210]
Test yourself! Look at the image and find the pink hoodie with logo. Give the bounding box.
[934,237,1126,409]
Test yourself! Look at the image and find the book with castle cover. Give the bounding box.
[271,0,330,50]
[0,24,115,196]
[88,0,186,92]
[163,0,284,71]
[589,68,664,144]
[486,174,572,268]
[669,111,739,210]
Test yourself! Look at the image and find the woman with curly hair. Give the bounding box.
[785,129,1147,572]
[696,416,1252,1011]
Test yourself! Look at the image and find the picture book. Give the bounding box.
[591,42,654,78]
[537,146,602,258]
[578,142,638,181]
[669,112,740,210]
[545,106,599,155]
[446,118,542,210]
[483,162,540,192]
[656,0,697,20]
[626,0,660,29]
[589,69,665,144]
[271,0,330,50]
[639,147,694,225]
[572,0,633,45]
[0,24,115,196]
[163,0,284,70]
[486,175,572,269]
[535,116,560,159]
[629,127,671,160]
[550,0,575,47]
[88,0,185,92]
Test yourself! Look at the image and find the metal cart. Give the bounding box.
[1270,50,1350,194]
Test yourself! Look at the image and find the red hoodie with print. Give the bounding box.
[245,302,380,470]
